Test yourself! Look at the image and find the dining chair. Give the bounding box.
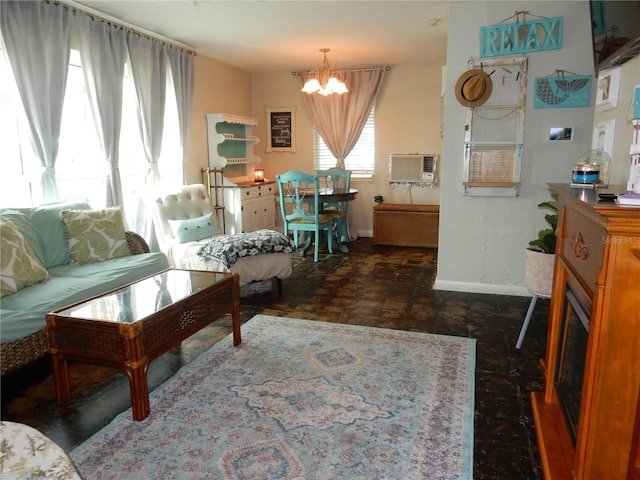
[317,167,351,242]
[276,170,336,262]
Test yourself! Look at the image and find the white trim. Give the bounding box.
[433,279,530,297]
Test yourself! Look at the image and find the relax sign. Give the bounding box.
[480,17,562,57]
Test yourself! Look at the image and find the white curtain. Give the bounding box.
[0,0,71,203]
[300,69,386,169]
[167,47,194,184]
[127,33,167,249]
[75,13,127,208]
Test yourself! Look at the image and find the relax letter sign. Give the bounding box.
[480,17,562,57]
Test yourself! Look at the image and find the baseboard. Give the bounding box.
[433,279,530,297]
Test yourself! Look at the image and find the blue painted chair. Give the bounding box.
[317,167,351,242]
[276,170,336,262]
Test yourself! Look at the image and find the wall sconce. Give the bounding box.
[254,168,265,182]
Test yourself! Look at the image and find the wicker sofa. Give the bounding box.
[0,201,169,375]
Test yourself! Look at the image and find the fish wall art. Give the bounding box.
[534,74,592,109]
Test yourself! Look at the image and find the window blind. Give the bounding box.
[313,105,375,178]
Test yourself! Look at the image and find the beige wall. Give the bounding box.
[251,64,444,236]
[184,55,252,184]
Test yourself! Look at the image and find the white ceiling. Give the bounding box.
[69,1,449,72]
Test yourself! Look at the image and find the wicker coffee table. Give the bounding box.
[46,269,240,421]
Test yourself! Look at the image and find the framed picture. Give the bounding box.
[596,68,620,112]
[592,118,616,157]
[266,107,296,152]
[548,126,574,142]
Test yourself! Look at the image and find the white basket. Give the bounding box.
[524,249,554,297]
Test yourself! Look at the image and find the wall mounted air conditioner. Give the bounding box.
[389,154,438,183]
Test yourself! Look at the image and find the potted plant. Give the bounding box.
[525,194,559,297]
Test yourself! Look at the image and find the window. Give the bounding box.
[0,44,181,227]
[313,105,375,179]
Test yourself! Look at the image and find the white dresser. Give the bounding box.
[224,181,276,234]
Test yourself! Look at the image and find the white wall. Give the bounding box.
[435,1,596,296]
[251,64,443,237]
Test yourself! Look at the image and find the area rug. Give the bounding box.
[70,315,476,479]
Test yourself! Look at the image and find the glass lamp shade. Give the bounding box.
[325,77,348,94]
[301,78,321,93]
[301,76,348,95]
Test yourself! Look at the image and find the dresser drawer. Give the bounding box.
[241,184,275,200]
[560,205,605,294]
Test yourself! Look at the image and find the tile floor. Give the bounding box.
[1,238,548,479]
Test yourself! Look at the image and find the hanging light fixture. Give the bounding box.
[301,49,349,96]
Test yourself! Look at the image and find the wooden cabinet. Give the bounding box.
[206,113,260,168]
[531,184,640,480]
[224,182,276,234]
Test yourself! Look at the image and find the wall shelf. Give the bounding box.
[206,113,261,168]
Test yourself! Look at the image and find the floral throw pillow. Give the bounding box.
[61,207,131,264]
[1,219,50,298]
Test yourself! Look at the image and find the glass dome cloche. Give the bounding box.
[572,149,612,187]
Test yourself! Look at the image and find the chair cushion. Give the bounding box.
[169,212,220,243]
[289,213,335,224]
[61,207,131,264]
[0,220,50,298]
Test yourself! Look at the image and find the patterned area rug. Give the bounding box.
[70,315,476,479]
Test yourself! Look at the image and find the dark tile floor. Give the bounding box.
[1,238,548,479]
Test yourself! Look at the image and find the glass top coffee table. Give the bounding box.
[46,269,240,421]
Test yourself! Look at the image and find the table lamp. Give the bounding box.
[254,168,265,182]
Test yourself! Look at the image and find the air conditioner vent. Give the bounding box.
[389,154,438,184]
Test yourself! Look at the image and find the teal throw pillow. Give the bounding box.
[169,213,220,244]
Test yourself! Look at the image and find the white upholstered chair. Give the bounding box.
[153,184,292,294]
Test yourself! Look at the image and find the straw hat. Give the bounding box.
[455,69,493,108]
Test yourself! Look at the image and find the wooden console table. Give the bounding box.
[46,269,240,421]
[531,184,640,479]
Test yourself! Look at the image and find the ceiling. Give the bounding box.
[69,1,449,72]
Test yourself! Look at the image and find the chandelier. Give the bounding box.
[301,49,349,96]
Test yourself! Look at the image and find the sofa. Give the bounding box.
[0,201,169,375]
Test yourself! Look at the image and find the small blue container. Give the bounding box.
[572,164,600,184]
